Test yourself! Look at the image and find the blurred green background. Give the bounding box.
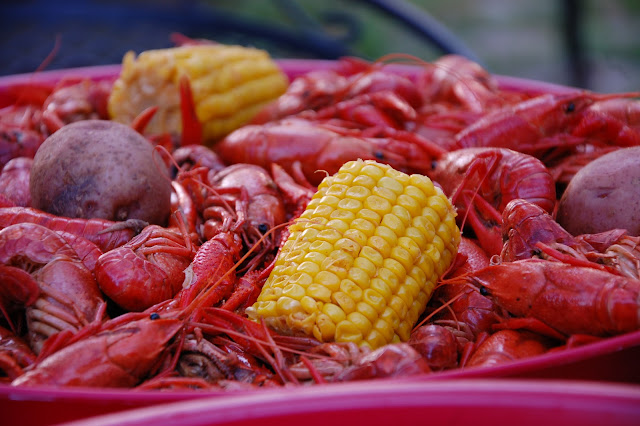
[208,0,640,92]
[2,0,638,92]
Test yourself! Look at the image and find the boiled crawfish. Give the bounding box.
[216,118,442,186]
[0,157,33,207]
[0,206,144,252]
[445,258,640,337]
[11,314,183,387]
[95,224,197,312]
[430,147,556,256]
[465,328,556,368]
[0,223,106,354]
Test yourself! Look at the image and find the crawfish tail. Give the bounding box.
[466,329,554,368]
[178,232,242,310]
[11,317,183,388]
[0,223,106,354]
[462,258,640,336]
[0,207,139,252]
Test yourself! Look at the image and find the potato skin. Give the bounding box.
[30,120,172,225]
[556,147,640,236]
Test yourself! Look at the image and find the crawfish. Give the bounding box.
[170,171,282,311]
[216,118,442,186]
[251,56,422,125]
[416,54,505,113]
[40,78,113,134]
[333,343,431,382]
[174,333,280,387]
[288,342,364,383]
[250,69,350,124]
[415,238,500,367]
[203,164,287,251]
[0,157,32,207]
[0,206,145,252]
[465,329,556,368]
[0,325,36,381]
[595,234,640,280]
[426,237,499,337]
[446,258,640,337]
[0,223,106,354]
[95,223,197,312]
[289,341,430,383]
[500,198,580,262]
[500,198,635,278]
[10,237,266,388]
[10,232,251,388]
[0,121,43,169]
[408,324,459,371]
[0,265,39,333]
[571,98,640,147]
[0,80,53,168]
[171,144,226,176]
[299,90,418,131]
[454,91,640,161]
[430,147,556,256]
[184,307,321,385]
[11,314,183,388]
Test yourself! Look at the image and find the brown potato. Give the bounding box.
[556,147,640,236]
[30,120,172,225]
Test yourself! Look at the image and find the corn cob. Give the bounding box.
[108,44,289,143]
[246,160,460,350]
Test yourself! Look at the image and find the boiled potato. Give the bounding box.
[556,146,640,236]
[30,120,172,225]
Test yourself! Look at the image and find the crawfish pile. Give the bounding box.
[1,52,640,390]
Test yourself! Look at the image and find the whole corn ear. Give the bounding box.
[108,44,289,143]
[246,160,460,350]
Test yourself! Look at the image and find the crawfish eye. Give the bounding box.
[150,313,160,320]
[258,223,269,233]
[374,151,385,160]
[479,286,490,296]
[565,102,576,113]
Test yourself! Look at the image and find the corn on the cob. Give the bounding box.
[108,44,289,143]
[246,160,460,350]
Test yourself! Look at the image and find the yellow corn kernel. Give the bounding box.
[301,296,319,314]
[397,193,422,217]
[332,291,356,314]
[276,296,302,316]
[335,320,363,344]
[322,303,347,324]
[343,229,368,249]
[374,225,398,248]
[377,175,405,195]
[347,311,373,334]
[246,160,460,349]
[340,279,364,301]
[108,44,288,143]
[282,283,306,299]
[307,283,333,302]
[356,300,379,324]
[313,313,336,341]
[365,329,387,349]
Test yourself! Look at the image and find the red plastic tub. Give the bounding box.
[0,60,638,425]
[57,380,640,426]
[2,330,639,425]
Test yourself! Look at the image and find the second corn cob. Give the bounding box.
[108,44,289,143]
[246,159,460,350]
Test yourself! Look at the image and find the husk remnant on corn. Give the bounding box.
[246,159,460,350]
[108,44,289,143]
